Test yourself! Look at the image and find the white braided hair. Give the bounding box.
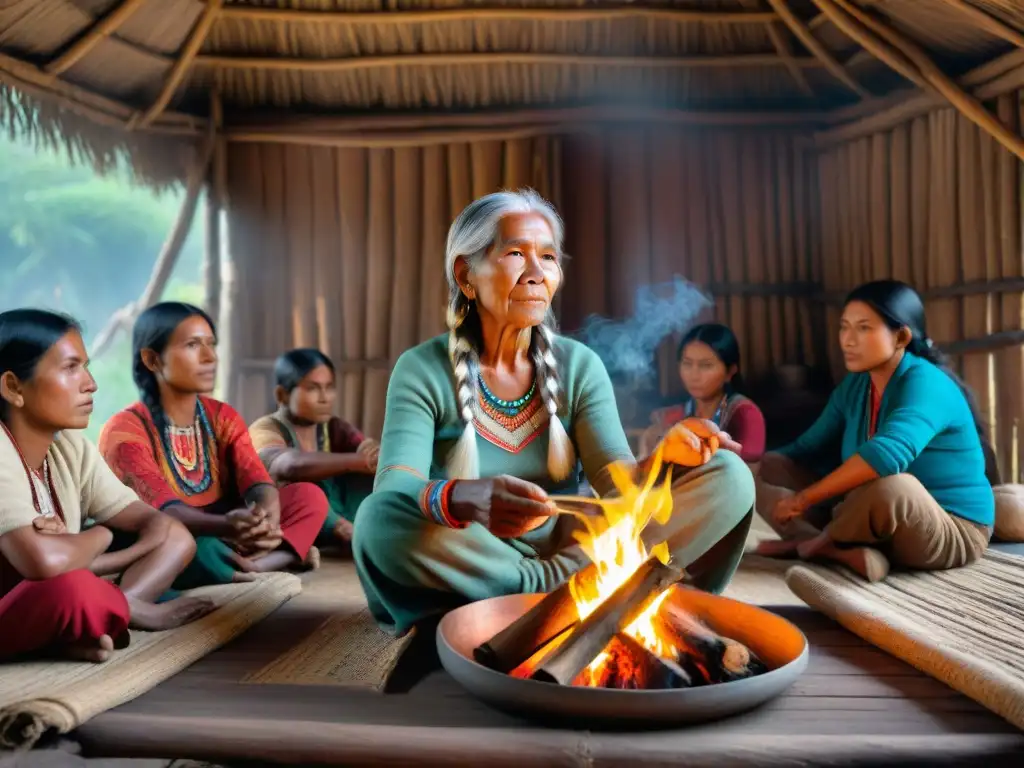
[444,189,576,482]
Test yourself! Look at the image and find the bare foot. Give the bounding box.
[795,531,832,560]
[63,634,115,663]
[753,539,803,558]
[334,519,354,543]
[798,541,891,582]
[127,595,217,631]
[302,545,321,572]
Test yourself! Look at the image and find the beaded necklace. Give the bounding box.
[1,421,65,522]
[159,400,214,496]
[477,375,536,417]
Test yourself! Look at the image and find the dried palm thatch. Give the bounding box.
[0,1,1023,182]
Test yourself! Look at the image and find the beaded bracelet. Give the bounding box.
[419,480,464,528]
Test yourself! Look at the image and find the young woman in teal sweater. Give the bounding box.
[756,280,993,582]
[352,190,756,637]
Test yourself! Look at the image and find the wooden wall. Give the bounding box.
[224,137,560,439]
[558,127,822,401]
[222,101,1024,484]
[223,127,824,437]
[817,92,1024,483]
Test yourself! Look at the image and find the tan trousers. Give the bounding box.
[755,453,991,571]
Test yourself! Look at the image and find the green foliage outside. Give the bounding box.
[0,135,206,441]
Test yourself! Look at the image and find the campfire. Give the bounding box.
[474,447,767,690]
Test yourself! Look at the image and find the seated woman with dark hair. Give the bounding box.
[756,280,994,582]
[0,309,213,662]
[99,303,329,589]
[249,348,378,547]
[640,323,766,465]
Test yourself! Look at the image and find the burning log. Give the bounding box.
[530,558,683,686]
[474,563,600,673]
[655,601,768,685]
[575,632,692,690]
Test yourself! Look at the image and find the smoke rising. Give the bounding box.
[574,277,712,380]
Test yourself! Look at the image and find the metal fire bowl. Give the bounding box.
[436,587,809,728]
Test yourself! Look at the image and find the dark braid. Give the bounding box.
[132,349,167,433]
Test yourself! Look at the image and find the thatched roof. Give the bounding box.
[2,1,1024,181]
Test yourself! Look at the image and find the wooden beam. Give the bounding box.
[45,0,148,75]
[810,0,928,89]
[196,52,823,73]
[132,0,222,129]
[213,4,779,24]
[0,50,203,135]
[830,0,1024,163]
[229,104,828,134]
[944,330,1024,357]
[940,0,1024,50]
[819,47,1024,137]
[766,0,868,97]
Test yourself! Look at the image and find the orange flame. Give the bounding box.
[558,445,680,677]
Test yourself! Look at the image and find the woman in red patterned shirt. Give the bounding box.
[640,324,766,465]
[99,303,328,589]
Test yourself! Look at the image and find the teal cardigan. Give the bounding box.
[778,352,994,527]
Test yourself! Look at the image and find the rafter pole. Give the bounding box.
[810,0,928,89]
[824,0,1024,163]
[212,4,779,24]
[131,0,223,129]
[45,0,148,76]
[941,0,1024,50]
[194,51,823,72]
[766,0,868,97]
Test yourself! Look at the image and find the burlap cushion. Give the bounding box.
[993,484,1024,543]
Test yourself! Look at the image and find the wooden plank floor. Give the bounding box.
[70,556,1024,766]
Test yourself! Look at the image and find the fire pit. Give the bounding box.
[437,585,808,727]
[437,449,807,727]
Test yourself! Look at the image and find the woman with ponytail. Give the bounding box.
[755,280,994,582]
[353,189,755,637]
[99,303,328,588]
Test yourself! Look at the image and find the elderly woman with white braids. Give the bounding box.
[353,190,756,636]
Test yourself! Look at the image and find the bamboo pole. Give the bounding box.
[829,0,1024,163]
[90,130,216,358]
[45,0,148,76]
[940,0,1024,50]
[212,4,779,24]
[132,0,223,129]
[196,52,822,73]
[809,0,928,90]
[765,0,868,97]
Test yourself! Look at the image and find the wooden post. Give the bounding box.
[204,92,225,325]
